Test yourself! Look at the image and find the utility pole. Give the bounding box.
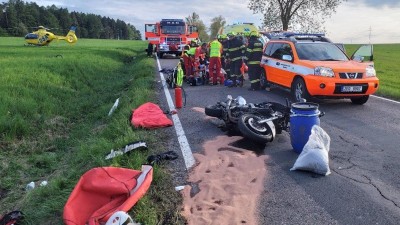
[368,26,372,43]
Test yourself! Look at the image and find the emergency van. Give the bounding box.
[218,23,258,35]
[218,22,267,44]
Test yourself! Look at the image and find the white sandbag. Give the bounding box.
[290,125,331,175]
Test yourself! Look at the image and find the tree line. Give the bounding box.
[0,0,344,41]
[0,0,141,40]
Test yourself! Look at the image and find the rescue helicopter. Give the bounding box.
[24,25,78,46]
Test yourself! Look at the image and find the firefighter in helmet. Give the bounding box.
[244,31,264,91]
[219,34,230,79]
[190,38,199,48]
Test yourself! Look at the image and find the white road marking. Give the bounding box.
[371,95,400,104]
[156,56,196,169]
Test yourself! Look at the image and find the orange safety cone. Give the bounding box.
[175,87,183,109]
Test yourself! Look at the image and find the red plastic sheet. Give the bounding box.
[131,102,173,128]
[63,165,153,225]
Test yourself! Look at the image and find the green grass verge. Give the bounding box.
[345,44,400,100]
[0,37,185,224]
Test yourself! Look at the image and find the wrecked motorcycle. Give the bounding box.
[205,95,291,143]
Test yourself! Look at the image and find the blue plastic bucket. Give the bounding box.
[290,102,321,153]
[224,79,233,86]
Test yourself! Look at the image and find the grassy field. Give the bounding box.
[345,44,400,100]
[0,37,184,224]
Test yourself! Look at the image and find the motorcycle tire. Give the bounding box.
[205,104,223,118]
[238,114,275,143]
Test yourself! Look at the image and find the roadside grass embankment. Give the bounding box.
[345,44,400,100]
[0,37,184,224]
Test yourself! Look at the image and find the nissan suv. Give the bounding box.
[260,33,379,104]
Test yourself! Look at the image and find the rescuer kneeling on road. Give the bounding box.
[189,43,207,77]
[245,31,263,91]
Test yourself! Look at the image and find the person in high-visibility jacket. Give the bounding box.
[208,35,224,85]
[226,32,246,87]
[245,31,264,91]
[181,45,192,78]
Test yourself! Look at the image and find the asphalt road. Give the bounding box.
[155,56,400,225]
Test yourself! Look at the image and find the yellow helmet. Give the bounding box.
[250,31,259,37]
[227,31,236,37]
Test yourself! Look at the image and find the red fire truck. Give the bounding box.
[145,19,199,58]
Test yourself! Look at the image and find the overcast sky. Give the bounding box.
[6,0,400,43]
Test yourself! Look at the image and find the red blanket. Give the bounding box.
[63,165,153,225]
[131,102,173,128]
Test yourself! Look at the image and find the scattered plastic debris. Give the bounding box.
[147,150,179,165]
[175,186,185,191]
[108,98,120,116]
[26,180,49,191]
[105,141,147,160]
[26,182,35,191]
[0,210,24,225]
[105,211,134,225]
[164,109,178,115]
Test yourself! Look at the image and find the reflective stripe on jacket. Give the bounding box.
[245,37,263,65]
[228,37,245,62]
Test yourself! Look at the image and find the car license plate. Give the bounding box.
[341,86,362,92]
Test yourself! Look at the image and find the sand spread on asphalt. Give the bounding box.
[181,134,268,225]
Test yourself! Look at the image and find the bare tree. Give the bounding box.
[248,0,345,32]
[209,15,226,39]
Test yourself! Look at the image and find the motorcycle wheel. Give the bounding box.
[238,114,275,143]
[205,104,223,118]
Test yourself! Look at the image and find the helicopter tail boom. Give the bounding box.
[57,26,78,44]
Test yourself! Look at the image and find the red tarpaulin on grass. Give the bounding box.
[63,165,153,225]
[131,102,173,128]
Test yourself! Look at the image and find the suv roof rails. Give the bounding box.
[262,31,332,43]
[284,32,325,37]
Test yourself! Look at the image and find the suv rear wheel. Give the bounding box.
[292,78,310,102]
[350,95,369,105]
